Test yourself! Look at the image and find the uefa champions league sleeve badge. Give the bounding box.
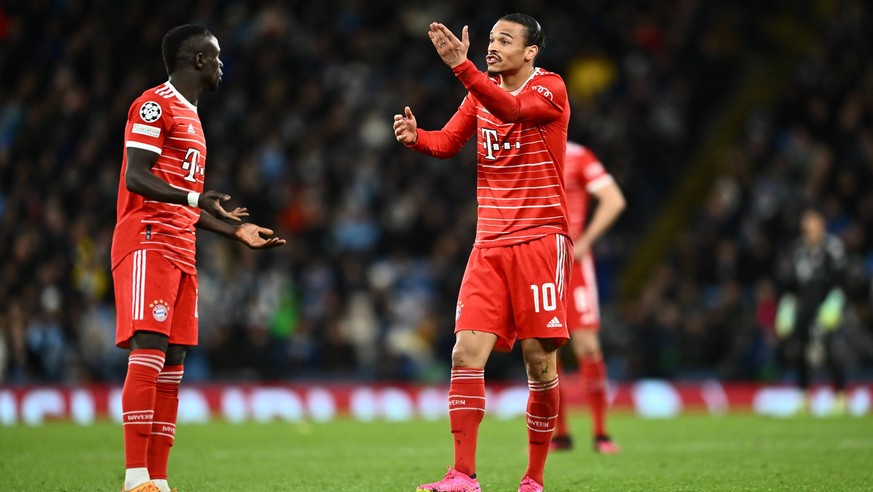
[139,101,162,123]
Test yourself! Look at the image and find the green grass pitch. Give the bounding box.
[1,412,871,491]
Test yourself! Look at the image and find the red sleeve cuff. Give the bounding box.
[451,59,480,86]
[408,129,426,150]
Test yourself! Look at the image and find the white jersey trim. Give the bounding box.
[161,81,198,112]
[132,250,146,320]
[586,174,614,193]
[507,68,540,96]
[126,141,162,155]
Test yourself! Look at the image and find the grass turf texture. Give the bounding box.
[1,412,871,491]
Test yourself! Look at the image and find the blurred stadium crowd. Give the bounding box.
[1,0,872,384]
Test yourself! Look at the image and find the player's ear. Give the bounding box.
[525,44,539,62]
[193,52,205,69]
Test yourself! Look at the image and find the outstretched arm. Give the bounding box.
[196,212,286,249]
[125,147,241,221]
[393,101,476,159]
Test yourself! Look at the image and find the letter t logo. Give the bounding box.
[481,128,499,160]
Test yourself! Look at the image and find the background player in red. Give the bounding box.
[550,142,625,454]
[112,25,285,492]
[394,14,571,492]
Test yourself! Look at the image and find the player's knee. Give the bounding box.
[577,344,601,360]
[130,330,169,352]
[451,342,486,369]
[522,349,555,380]
[165,345,187,366]
[572,332,601,358]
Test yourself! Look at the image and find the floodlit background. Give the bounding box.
[1,0,872,418]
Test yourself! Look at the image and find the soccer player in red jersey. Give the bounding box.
[112,25,285,492]
[394,14,571,492]
[550,142,625,455]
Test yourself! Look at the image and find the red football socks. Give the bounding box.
[449,367,485,477]
[554,359,569,437]
[147,364,184,480]
[581,357,608,437]
[525,376,559,485]
[122,349,166,469]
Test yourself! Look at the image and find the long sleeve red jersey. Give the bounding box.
[410,59,571,248]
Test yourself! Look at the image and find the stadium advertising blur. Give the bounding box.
[2,381,870,425]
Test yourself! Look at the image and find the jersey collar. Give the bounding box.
[163,81,198,112]
[504,67,540,96]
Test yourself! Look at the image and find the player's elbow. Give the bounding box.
[614,192,627,214]
[493,107,523,123]
[124,168,147,195]
[432,139,465,159]
[436,147,462,159]
[604,186,627,215]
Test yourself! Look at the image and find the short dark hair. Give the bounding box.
[162,24,212,75]
[499,13,545,50]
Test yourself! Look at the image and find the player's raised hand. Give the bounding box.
[428,22,469,68]
[234,223,286,249]
[393,106,418,145]
[198,190,240,221]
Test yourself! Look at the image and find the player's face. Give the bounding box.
[486,20,534,76]
[199,36,223,92]
[801,210,825,244]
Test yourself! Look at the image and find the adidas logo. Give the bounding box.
[188,123,195,133]
[547,317,562,328]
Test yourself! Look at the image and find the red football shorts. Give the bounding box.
[455,234,572,352]
[567,252,601,331]
[113,250,199,348]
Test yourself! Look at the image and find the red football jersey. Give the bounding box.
[411,59,571,247]
[111,82,206,275]
[564,142,612,239]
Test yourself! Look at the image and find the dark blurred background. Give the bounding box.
[2,0,872,385]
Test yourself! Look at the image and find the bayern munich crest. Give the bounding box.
[150,299,170,322]
[139,101,162,122]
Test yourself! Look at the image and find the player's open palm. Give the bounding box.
[428,23,469,68]
[234,222,286,249]
[393,106,418,145]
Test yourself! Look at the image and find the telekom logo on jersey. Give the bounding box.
[182,148,204,182]
[481,128,521,160]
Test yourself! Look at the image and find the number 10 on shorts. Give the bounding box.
[530,283,557,312]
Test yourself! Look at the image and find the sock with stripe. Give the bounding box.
[449,367,485,478]
[580,356,608,437]
[148,364,184,484]
[122,349,166,490]
[525,376,559,486]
